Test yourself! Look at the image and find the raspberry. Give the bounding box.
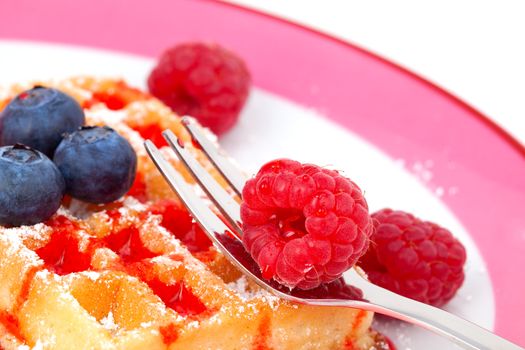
[359,209,466,307]
[241,159,373,290]
[148,42,251,135]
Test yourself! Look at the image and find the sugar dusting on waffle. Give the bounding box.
[227,276,282,311]
[0,77,379,350]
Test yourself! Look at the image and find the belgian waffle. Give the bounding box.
[0,77,387,350]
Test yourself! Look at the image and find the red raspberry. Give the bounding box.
[241,159,373,290]
[148,42,251,135]
[360,209,466,307]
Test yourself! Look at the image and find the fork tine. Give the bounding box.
[144,140,236,240]
[162,129,243,236]
[144,140,294,299]
[181,117,246,196]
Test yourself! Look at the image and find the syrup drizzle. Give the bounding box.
[127,172,148,203]
[33,210,211,324]
[0,265,43,343]
[146,278,208,317]
[0,311,24,341]
[132,124,168,148]
[159,323,179,345]
[122,260,210,319]
[149,200,213,253]
[83,91,126,110]
[343,310,368,350]
[384,336,397,350]
[101,221,210,318]
[36,216,92,275]
[103,227,156,263]
[252,313,272,350]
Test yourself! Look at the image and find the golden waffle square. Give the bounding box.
[0,77,387,350]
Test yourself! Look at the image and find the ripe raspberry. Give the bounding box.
[148,42,251,135]
[360,209,466,307]
[241,159,373,290]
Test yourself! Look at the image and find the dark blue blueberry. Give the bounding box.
[0,144,65,227]
[54,126,137,204]
[0,86,85,157]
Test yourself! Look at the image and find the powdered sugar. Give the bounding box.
[121,196,147,212]
[66,199,93,219]
[31,340,44,350]
[139,321,153,328]
[55,206,81,221]
[14,339,45,350]
[227,275,249,297]
[186,320,200,329]
[100,311,119,333]
[86,105,128,125]
[82,271,101,281]
[0,228,43,266]
[3,223,50,244]
[34,269,60,285]
[226,276,281,310]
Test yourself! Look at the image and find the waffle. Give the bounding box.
[0,77,385,350]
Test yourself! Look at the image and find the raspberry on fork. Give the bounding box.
[241,159,373,290]
[360,208,467,307]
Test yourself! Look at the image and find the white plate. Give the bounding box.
[0,41,494,350]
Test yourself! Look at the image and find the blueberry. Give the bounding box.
[54,126,137,204]
[0,144,65,227]
[0,86,85,157]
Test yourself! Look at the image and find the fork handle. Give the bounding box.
[354,283,523,350]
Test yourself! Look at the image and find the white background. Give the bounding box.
[226,0,525,146]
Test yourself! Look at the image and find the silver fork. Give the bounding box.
[144,117,523,350]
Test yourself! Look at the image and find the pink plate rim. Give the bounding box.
[224,2,525,157]
[0,0,523,345]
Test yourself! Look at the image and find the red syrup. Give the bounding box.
[101,211,210,319]
[83,91,127,110]
[36,216,92,275]
[122,257,210,320]
[146,278,208,317]
[343,309,368,349]
[14,216,95,341]
[385,336,397,350]
[251,314,272,350]
[103,227,156,263]
[131,123,168,148]
[0,266,42,343]
[0,311,24,341]
[149,200,212,253]
[126,171,148,203]
[159,323,179,345]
